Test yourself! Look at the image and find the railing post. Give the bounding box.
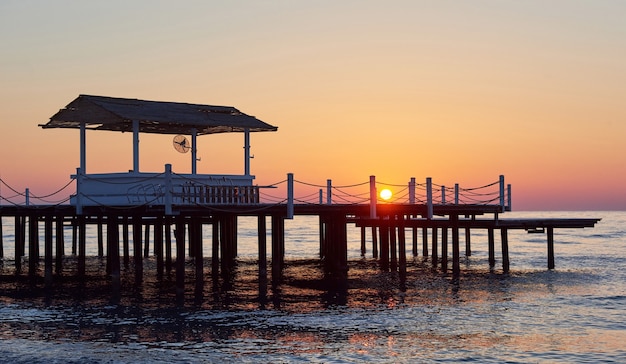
[25,188,30,206]
[164,164,172,215]
[76,167,83,215]
[441,185,446,205]
[426,177,433,220]
[454,183,459,205]
[326,179,332,205]
[507,184,512,211]
[369,175,377,219]
[287,173,294,219]
[409,177,416,204]
[499,175,505,210]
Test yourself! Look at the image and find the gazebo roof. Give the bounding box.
[40,94,278,135]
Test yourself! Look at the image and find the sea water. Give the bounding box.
[0,211,624,363]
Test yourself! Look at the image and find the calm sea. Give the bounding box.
[0,211,624,363]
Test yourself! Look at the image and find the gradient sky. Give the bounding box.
[1,1,625,210]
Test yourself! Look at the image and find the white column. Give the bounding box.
[165,164,172,215]
[244,128,251,176]
[132,120,139,173]
[191,128,198,175]
[80,122,86,174]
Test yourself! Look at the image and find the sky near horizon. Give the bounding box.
[1,1,625,210]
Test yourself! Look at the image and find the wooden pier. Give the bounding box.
[0,202,600,302]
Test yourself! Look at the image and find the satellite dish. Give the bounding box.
[173,135,190,153]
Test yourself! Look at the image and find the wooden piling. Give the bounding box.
[465,227,471,256]
[77,215,86,277]
[441,227,448,273]
[488,228,495,268]
[132,215,143,282]
[379,219,390,272]
[28,214,38,280]
[390,222,397,272]
[212,217,219,280]
[97,216,104,257]
[258,215,267,298]
[547,227,555,269]
[143,222,150,258]
[44,214,53,287]
[452,216,460,277]
[360,226,366,257]
[122,216,129,268]
[412,226,418,257]
[501,228,510,273]
[422,227,428,257]
[175,216,186,302]
[371,226,378,259]
[398,223,407,290]
[107,215,121,293]
[165,218,172,273]
[14,215,22,273]
[55,214,64,274]
[431,227,438,268]
[155,216,164,279]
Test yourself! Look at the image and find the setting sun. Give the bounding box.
[380,188,392,201]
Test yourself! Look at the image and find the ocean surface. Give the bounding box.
[0,211,624,363]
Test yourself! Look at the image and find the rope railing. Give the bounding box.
[0,169,511,214]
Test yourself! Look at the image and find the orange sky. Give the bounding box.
[1,1,625,210]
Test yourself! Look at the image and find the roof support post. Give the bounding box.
[426,177,433,220]
[80,121,86,174]
[191,128,197,175]
[132,120,139,173]
[408,177,416,204]
[244,128,251,176]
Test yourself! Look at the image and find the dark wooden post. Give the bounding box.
[97,215,104,257]
[28,214,39,280]
[175,216,186,302]
[371,226,378,259]
[165,217,172,273]
[271,214,284,286]
[360,226,366,257]
[132,215,143,282]
[258,215,267,299]
[390,223,397,272]
[412,226,418,257]
[547,227,555,269]
[122,216,130,268]
[379,219,390,272]
[431,227,438,268]
[212,216,219,280]
[55,214,64,274]
[0,211,3,258]
[422,227,428,257]
[143,222,150,258]
[108,215,121,294]
[501,228,510,273]
[44,214,53,287]
[319,216,326,259]
[192,217,204,298]
[14,215,22,274]
[441,227,448,273]
[155,216,164,279]
[452,215,460,278]
[465,227,472,256]
[77,215,86,277]
[488,228,495,268]
[398,222,407,290]
[71,217,77,255]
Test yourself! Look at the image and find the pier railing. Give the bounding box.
[1,166,511,218]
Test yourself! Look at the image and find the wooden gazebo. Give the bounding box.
[40,95,278,212]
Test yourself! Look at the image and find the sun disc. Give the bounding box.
[380,188,393,201]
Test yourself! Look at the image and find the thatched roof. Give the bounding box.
[40,95,278,135]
